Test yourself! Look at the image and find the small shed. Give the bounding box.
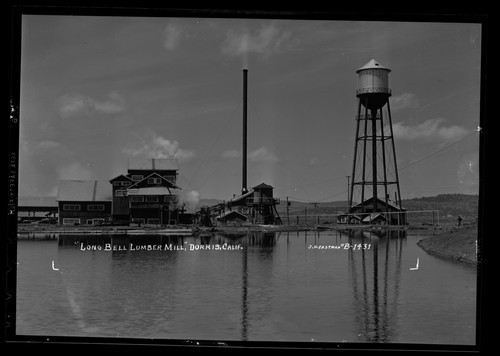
[337,213,363,224]
[362,213,387,225]
[349,197,406,225]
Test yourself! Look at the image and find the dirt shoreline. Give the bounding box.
[416,226,478,266]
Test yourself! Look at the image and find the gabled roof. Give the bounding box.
[127,172,181,190]
[253,182,274,189]
[109,174,133,183]
[356,59,391,73]
[128,158,179,171]
[362,213,387,223]
[351,197,404,211]
[56,180,112,202]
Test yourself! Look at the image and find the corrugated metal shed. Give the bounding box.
[56,180,112,201]
[127,158,179,171]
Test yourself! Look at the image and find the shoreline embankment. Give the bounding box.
[416,226,478,266]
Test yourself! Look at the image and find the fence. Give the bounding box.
[278,209,467,227]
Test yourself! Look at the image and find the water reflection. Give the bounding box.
[241,238,248,341]
[342,229,406,342]
[57,231,275,341]
[21,228,473,344]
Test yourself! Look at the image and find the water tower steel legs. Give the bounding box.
[371,108,378,211]
[350,96,402,217]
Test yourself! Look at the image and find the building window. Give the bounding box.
[88,204,105,211]
[147,177,162,185]
[87,218,104,225]
[121,181,131,186]
[114,181,131,186]
[146,196,158,202]
[132,218,145,224]
[163,175,176,182]
[63,218,80,225]
[130,196,144,203]
[63,204,81,211]
[147,218,160,225]
[163,196,177,205]
[131,175,143,181]
[115,190,126,197]
[113,181,121,186]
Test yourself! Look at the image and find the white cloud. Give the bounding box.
[222,147,278,163]
[309,157,320,166]
[57,91,126,118]
[389,92,419,111]
[221,23,293,58]
[57,162,94,180]
[249,147,278,162]
[390,118,469,143]
[123,132,196,161]
[221,149,241,159]
[163,22,182,50]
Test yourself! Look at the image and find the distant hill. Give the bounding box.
[402,194,479,218]
[275,200,348,216]
[199,198,224,207]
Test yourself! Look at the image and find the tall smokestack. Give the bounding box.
[242,68,248,194]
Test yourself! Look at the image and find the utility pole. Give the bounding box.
[346,175,350,208]
[286,196,290,225]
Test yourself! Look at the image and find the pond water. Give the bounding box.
[15,229,477,345]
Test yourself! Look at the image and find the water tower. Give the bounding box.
[348,59,405,225]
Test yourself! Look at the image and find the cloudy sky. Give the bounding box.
[18,14,482,204]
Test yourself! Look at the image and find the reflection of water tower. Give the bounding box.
[348,59,406,225]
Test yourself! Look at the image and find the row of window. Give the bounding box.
[131,218,160,225]
[128,195,176,203]
[62,218,163,226]
[62,218,165,225]
[63,204,105,211]
[114,175,177,184]
[63,198,175,210]
[62,218,104,225]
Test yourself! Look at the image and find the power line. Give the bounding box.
[399,129,478,171]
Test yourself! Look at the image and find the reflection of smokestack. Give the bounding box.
[242,68,248,194]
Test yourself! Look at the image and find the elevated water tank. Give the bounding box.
[356,59,391,110]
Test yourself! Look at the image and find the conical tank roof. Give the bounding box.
[356,59,391,73]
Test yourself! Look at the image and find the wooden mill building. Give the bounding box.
[109,158,181,225]
[56,180,112,225]
[218,182,282,225]
[55,158,182,226]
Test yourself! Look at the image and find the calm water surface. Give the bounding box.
[16,230,477,345]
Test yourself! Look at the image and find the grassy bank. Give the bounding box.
[417,226,478,265]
